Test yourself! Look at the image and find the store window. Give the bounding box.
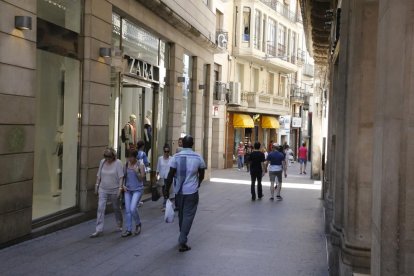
[33,0,81,219]
[182,54,193,136]
[254,10,261,49]
[243,7,251,42]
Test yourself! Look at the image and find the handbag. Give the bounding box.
[151,186,161,201]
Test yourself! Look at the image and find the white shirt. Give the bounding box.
[157,156,171,179]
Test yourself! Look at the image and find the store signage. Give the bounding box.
[292,117,302,128]
[279,115,291,130]
[125,56,159,83]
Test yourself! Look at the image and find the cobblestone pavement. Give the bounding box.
[0,162,327,276]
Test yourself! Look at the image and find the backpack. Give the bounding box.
[121,123,130,143]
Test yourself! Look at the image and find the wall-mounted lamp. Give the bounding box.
[15,16,32,30]
[198,84,205,90]
[99,47,111,58]
[177,76,186,83]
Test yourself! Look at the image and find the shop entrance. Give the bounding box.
[118,77,155,165]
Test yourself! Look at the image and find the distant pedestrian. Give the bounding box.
[90,148,124,238]
[121,149,146,237]
[176,137,184,153]
[249,142,266,201]
[298,143,308,174]
[156,145,172,211]
[262,146,268,160]
[237,141,245,171]
[245,141,253,172]
[266,143,287,201]
[136,140,149,167]
[284,145,294,167]
[268,140,273,152]
[164,135,206,252]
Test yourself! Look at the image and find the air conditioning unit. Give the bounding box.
[215,83,226,101]
[228,82,241,106]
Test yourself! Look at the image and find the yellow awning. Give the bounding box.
[261,116,280,129]
[233,114,254,128]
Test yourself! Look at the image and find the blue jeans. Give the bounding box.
[124,190,142,232]
[176,192,199,245]
[237,155,244,169]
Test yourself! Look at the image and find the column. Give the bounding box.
[80,0,112,212]
[372,0,414,275]
[0,0,36,244]
[191,57,205,153]
[340,0,378,274]
[167,44,184,153]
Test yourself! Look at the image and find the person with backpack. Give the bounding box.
[121,114,137,157]
[121,149,146,237]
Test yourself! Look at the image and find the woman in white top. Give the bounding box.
[90,148,124,238]
[156,145,172,211]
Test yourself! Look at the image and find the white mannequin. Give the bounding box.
[124,114,137,150]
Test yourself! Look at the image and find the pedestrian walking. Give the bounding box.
[245,141,253,172]
[156,144,172,211]
[90,148,124,238]
[164,135,206,252]
[266,143,287,201]
[262,146,268,160]
[176,137,184,153]
[237,141,245,171]
[284,145,294,167]
[249,142,266,201]
[298,143,308,174]
[121,149,146,237]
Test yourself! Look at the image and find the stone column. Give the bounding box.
[0,0,36,244]
[191,56,205,153]
[339,0,378,274]
[371,0,414,274]
[80,0,112,212]
[204,63,214,174]
[167,44,184,153]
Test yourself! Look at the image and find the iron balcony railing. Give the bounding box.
[297,49,306,64]
[260,0,301,23]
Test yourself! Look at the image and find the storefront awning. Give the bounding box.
[261,116,280,129]
[233,114,254,128]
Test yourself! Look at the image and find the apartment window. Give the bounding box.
[216,9,224,30]
[278,24,287,57]
[262,16,266,52]
[243,7,251,41]
[254,10,261,49]
[268,72,275,95]
[279,75,287,96]
[291,31,297,61]
[253,68,259,92]
[267,18,277,56]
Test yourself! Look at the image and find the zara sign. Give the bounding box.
[125,56,160,83]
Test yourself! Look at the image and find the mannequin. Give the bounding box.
[124,114,137,157]
[144,110,152,155]
[53,125,64,196]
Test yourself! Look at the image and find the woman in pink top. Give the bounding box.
[298,143,308,175]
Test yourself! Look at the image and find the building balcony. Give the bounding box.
[303,63,314,77]
[234,43,298,74]
[290,87,310,106]
[259,0,302,24]
[237,91,290,115]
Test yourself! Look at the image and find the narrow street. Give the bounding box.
[0,163,327,276]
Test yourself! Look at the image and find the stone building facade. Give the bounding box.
[301,0,414,275]
[0,0,222,246]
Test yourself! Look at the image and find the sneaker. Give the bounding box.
[276,195,283,201]
[179,244,192,252]
[304,171,307,175]
[270,197,274,201]
[89,231,102,238]
[138,201,144,207]
[121,231,132,237]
